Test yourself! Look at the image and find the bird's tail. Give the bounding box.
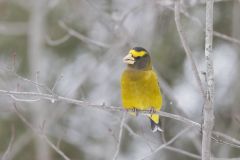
[149,114,163,132]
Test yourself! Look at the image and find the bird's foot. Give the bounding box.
[149,107,156,114]
[131,108,139,116]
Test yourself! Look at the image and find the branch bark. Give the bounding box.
[202,0,215,159]
[27,0,50,159]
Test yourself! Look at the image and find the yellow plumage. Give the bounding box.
[121,47,163,132]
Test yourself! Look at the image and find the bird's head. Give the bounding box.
[123,47,152,70]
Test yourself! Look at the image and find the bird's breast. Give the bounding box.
[121,69,162,110]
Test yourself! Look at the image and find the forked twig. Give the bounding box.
[12,103,71,160]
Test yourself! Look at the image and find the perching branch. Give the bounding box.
[202,0,215,160]
[0,89,200,127]
[0,89,240,149]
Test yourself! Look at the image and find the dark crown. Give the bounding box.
[132,47,148,52]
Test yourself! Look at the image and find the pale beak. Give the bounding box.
[123,54,135,64]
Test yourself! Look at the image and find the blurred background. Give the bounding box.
[0,0,240,159]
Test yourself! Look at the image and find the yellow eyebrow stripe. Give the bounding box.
[129,50,146,57]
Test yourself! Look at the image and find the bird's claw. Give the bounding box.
[131,108,139,116]
[149,107,156,114]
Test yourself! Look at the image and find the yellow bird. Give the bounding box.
[121,47,163,132]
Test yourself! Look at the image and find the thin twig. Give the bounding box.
[35,72,42,93]
[0,67,53,94]
[46,34,71,46]
[163,4,240,46]
[213,31,240,45]
[9,94,40,102]
[179,6,240,45]
[42,135,70,160]
[174,1,205,99]
[199,0,234,4]
[123,123,154,151]
[51,74,63,92]
[12,103,71,160]
[183,7,240,45]
[165,146,201,159]
[123,122,202,159]
[123,124,139,137]
[58,21,110,48]
[6,131,33,160]
[56,130,65,149]
[139,126,193,160]
[1,125,15,160]
[112,112,126,160]
[212,132,240,148]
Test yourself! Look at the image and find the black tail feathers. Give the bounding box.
[150,118,163,132]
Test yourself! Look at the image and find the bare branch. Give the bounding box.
[1,89,239,149]
[0,89,201,127]
[174,1,205,99]
[45,34,71,46]
[12,104,71,160]
[139,126,193,160]
[179,6,240,45]
[159,75,240,149]
[1,125,15,160]
[58,21,110,48]
[0,67,53,94]
[212,132,240,148]
[112,113,126,160]
[42,135,70,160]
[9,94,41,102]
[199,0,235,4]
[7,131,33,160]
[123,122,201,159]
[35,72,42,93]
[202,0,215,159]
[164,4,240,46]
[164,146,201,159]
[51,75,63,92]
[213,31,240,45]
[123,123,140,138]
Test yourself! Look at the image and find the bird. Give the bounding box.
[121,47,163,132]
